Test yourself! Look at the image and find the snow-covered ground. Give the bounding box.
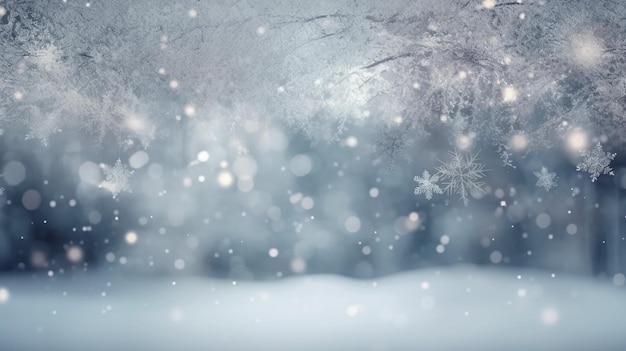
[1,265,625,351]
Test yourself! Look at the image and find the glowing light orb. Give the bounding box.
[125,231,138,245]
[502,86,518,103]
[268,248,279,258]
[566,130,588,151]
[290,258,306,273]
[344,216,361,233]
[482,0,496,9]
[345,136,358,148]
[184,105,196,117]
[0,288,9,303]
[217,171,234,188]
[197,151,210,162]
[456,135,472,150]
[67,246,84,263]
[541,308,559,326]
[347,305,359,317]
[174,259,185,270]
[509,133,528,151]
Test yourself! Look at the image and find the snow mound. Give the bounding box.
[1,265,625,350]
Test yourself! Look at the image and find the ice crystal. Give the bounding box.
[100,159,134,197]
[576,142,616,182]
[414,170,443,200]
[435,150,487,206]
[534,167,558,191]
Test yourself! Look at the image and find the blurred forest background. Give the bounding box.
[0,0,625,282]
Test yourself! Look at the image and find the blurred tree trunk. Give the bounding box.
[584,180,600,275]
[585,178,621,277]
[602,181,621,276]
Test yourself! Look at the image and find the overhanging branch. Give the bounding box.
[361,53,413,69]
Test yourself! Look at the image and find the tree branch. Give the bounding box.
[362,53,413,69]
[495,2,524,7]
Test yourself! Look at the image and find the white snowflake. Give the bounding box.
[576,142,616,182]
[414,170,443,200]
[435,150,487,206]
[100,159,134,197]
[534,167,558,191]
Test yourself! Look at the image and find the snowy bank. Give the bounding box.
[1,265,625,351]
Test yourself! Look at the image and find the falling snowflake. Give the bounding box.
[0,187,4,196]
[576,142,616,182]
[534,167,558,191]
[414,170,443,200]
[435,150,487,206]
[100,159,134,197]
[497,144,516,169]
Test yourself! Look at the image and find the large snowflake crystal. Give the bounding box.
[576,142,616,182]
[100,159,134,197]
[414,170,443,200]
[534,167,558,191]
[435,150,487,206]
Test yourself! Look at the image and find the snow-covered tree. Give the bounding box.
[1,0,624,161]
